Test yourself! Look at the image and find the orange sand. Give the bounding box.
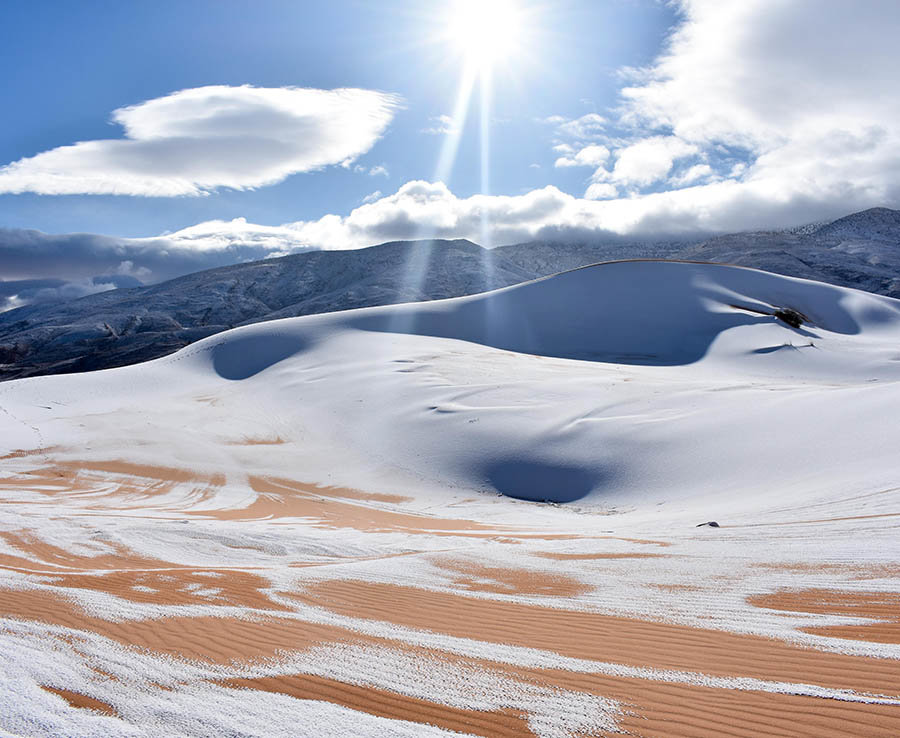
[297,579,900,696]
[41,686,118,716]
[432,557,591,597]
[750,588,900,644]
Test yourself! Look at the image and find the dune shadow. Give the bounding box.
[750,342,818,355]
[348,261,869,368]
[483,458,600,503]
[752,344,800,355]
[212,333,309,380]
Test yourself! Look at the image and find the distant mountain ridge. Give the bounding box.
[0,207,898,381]
[675,207,900,298]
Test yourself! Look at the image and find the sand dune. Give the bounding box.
[2,262,899,735]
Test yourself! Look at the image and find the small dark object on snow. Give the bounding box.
[696,521,720,528]
[774,307,806,328]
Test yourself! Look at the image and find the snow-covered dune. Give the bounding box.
[347,259,898,365]
[2,261,900,736]
[4,260,900,511]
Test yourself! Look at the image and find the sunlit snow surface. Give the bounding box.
[1,262,899,737]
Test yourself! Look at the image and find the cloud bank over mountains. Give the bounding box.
[0,86,402,196]
[0,225,305,311]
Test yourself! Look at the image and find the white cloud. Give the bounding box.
[0,221,320,296]
[421,114,459,135]
[530,1,900,230]
[670,163,714,187]
[606,0,900,220]
[608,136,698,187]
[273,181,577,249]
[554,144,610,169]
[584,183,618,201]
[353,164,389,177]
[0,85,402,196]
[729,162,748,179]
[0,278,119,312]
[556,113,607,139]
[256,173,892,249]
[235,179,739,250]
[362,190,383,204]
[620,2,900,148]
[159,217,314,254]
[0,294,26,313]
[113,259,152,280]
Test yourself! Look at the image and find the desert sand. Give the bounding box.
[1,454,898,736]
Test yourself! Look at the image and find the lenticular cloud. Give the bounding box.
[0,85,402,197]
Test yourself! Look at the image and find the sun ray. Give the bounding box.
[387,61,480,336]
[390,0,535,336]
[434,61,478,185]
[478,64,500,340]
[479,66,492,248]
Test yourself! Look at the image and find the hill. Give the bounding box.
[0,206,898,381]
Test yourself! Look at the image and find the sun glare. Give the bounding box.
[446,0,524,71]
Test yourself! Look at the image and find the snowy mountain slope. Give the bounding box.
[676,207,900,298]
[813,206,900,241]
[0,239,531,380]
[4,260,899,510]
[490,238,686,278]
[1,207,898,382]
[494,208,900,298]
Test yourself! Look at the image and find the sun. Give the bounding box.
[445,0,525,71]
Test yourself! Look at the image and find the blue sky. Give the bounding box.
[0,0,675,236]
[2,0,900,307]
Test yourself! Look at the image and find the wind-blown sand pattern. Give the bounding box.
[2,262,900,736]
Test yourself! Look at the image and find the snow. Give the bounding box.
[4,259,900,509]
[2,259,900,735]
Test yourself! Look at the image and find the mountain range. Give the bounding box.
[0,206,898,381]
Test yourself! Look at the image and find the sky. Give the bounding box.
[2,0,900,308]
